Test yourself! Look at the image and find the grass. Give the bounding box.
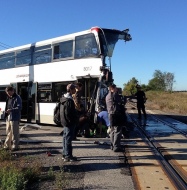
[0,149,42,190]
[146,91,187,114]
[0,149,72,190]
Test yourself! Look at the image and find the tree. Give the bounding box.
[165,72,175,92]
[148,70,175,91]
[123,77,138,95]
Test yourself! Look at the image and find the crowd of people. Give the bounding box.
[2,83,147,162]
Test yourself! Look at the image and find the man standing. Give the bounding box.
[135,85,147,119]
[4,86,22,151]
[60,83,78,162]
[105,84,125,152]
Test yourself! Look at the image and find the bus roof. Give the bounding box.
[0,26,131,54]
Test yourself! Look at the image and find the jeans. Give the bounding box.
[62,125,75,158]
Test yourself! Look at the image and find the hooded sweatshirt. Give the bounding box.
[59,93,77,127]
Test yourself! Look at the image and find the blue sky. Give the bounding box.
[0,0,187,90]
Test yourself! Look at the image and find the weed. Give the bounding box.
[0,151,42,190]
[0,149,13,162]
[47,166,55,180]
[55,166,69,189]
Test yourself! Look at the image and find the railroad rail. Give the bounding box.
[125,101,187,189]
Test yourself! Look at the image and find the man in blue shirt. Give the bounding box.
[97,106,110,137]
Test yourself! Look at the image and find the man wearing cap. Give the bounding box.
[135,85,147,119]
[105,84,125,152]
[60,83,78,162]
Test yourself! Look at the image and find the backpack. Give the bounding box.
[53,102,62,126]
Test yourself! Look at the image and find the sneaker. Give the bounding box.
[113,147,124,152]
[11,147,19,151]
[3,146,9,150]
[63,156,78,162]
[110,143,113,150]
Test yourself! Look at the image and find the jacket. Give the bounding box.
[105,91,123,114]
[59,93,77,127]
[4,93,22,121]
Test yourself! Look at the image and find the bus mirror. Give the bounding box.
[122,29,132,42]
[106,71,113,82]
[102,70,113,82]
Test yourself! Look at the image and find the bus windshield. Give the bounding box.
[98,28,131,57]
[99,31,118,57]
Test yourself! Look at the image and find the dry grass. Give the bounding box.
[146,91,187,114]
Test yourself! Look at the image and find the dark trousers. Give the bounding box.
[109,114,123,149]
[137,103,146,118]
[110,125,122,149]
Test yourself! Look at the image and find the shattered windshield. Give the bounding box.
[99,30,119,57]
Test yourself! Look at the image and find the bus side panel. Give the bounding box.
[0,102,6,119]
[0,58,102,84]
[35,103,56,124]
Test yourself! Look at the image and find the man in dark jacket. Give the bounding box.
[4,86,22,151]
[135,85,147,119]
[105,84,125,152]
[60,83,77,162]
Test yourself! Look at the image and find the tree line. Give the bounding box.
[122,70,175,95]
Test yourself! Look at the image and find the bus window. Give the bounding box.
[16,49,32,66]
[53,40,73,60]
[33,45,52,64]
[0,52,15,69]
[37,83,52,102]
[0,86,7,102]
[75,33,99,58]
[52,82,68,102]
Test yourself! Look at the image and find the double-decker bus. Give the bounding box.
[0,27,131,125]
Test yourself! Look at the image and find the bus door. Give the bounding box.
[77,78,98,112]
[77,77,98,125]
[11,82,37,122]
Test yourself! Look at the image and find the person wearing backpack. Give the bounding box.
[60,83,78,162]
[53,102,61,126]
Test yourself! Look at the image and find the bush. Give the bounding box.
[0,166,26,190]
[0,150,42,190]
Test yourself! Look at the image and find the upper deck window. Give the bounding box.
[53,40,73,60]
[0,52,15,69]
[16,49,32,66]
[75,33,99,58]
[33,45,52,64]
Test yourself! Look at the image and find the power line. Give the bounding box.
[0,41,13,50]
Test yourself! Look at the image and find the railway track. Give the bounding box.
[125,101,187,189]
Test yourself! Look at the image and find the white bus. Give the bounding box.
[0,27,131,125]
